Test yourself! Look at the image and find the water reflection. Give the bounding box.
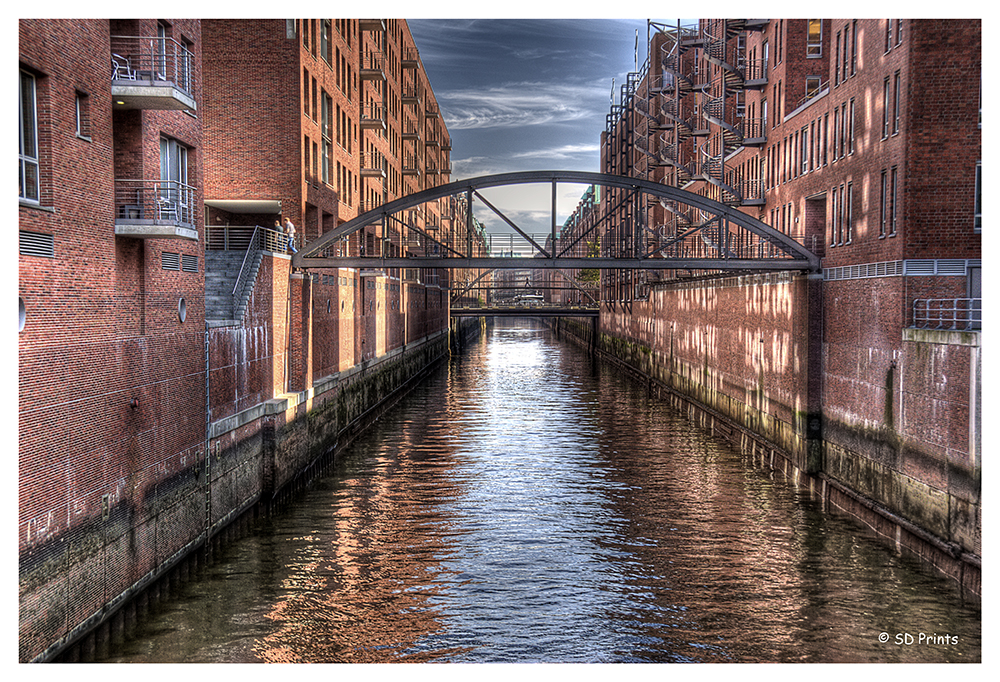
[103,320,980,663]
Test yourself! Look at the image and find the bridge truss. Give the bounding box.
[292,171,819,308]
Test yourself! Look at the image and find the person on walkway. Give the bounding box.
[285,218,298,254]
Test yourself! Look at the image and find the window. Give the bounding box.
[892,71,901,134]
[848,98,855,154]
[801,127,809,174]
[807,20,822,56]
[882,77,891,138]
[806,76,821,99]
[322,19,331,63]
[845,182,853,243]
[830,185,839,245]
[75,91,90,139]
[885,19,893,52]
[896,19,903,46]
[879,170,888,238]
[322,92,332,185]
[974,163,982,232]
[160,137,189,220]
[888,166,898,236]
[851,20,858,75]
[19,69,39,203]
[834,31,841,84]
[841,23,849,79]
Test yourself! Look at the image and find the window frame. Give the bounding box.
[807,20,822,57]
[19,68,40,204]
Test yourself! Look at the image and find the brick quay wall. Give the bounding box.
[554,272,980,596]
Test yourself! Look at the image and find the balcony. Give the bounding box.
[401,47,419,69]
[402,120,421,141]
[401,154,420,177]
[360,152,385,179]
[114,179,197,240]
[110,36,196,111]
[402,84,421,106]
[360,102,386,131]
[360,50,386,81]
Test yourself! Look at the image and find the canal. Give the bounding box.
[100,320,981,663]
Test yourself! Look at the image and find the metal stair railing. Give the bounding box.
[231,225,287,317]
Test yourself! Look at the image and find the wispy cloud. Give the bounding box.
[440,80,608,131]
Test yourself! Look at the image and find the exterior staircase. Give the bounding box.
[205,249,262,323]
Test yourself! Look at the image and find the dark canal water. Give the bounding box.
[101,320,981,663]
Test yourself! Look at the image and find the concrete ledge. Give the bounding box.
[903,327,980,347]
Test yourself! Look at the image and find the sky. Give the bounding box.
[406,18,665,240]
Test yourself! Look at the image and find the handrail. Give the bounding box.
[232,225,288,314]
[110,35,195,96]
[912,298,981,330]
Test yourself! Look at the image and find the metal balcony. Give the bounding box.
[114,179,197,240]
[360,102,386,131]
[401,47,419,69]
[110,36,196,111]
[360,50,385,81]
[360,152,386,178]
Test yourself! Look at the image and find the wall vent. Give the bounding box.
[162,252,181,270]
[19,231,54,258]
[181,254,198,273]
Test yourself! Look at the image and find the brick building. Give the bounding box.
[19,18,207,662]
[588,18,981,586]
[18,18,458,662]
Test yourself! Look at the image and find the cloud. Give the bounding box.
[440,81,609,131]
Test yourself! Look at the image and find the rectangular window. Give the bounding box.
[974,162,981,231]
[834,31,841,84]
[806,76,821,99]
[845,182,853,243]
[889,166,898,235]
[851,20,858,75]
[879,170,888,238]
[321,19,331,63]
[159,137,189,221]
[19,69,39,203]
[882,77,891,138]
[830,185,839,245]
[801,127,809,174]
[848,98,855,154]
[896,19,903,45]
[75,91,90,139]
[892,71,901,134]
[807,20,822,56]
[841,23,849,79]
[885,19,893,52]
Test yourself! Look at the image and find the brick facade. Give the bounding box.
[593,18,981,583]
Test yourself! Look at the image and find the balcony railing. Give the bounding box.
[115,179,196,239]
[912,298,981,330]
[110,35,195,106]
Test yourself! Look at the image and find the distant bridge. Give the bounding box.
[449,304,599,318]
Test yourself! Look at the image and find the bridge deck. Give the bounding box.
[450,306,599,317]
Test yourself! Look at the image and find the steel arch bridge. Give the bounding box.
[292,170,819,273]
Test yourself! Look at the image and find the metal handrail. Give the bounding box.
[114,179,194,225]
[912,298,981,330]
[110,35,195,96]
[232,225,288,313]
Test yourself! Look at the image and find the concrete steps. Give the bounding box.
[205,250,262,323]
